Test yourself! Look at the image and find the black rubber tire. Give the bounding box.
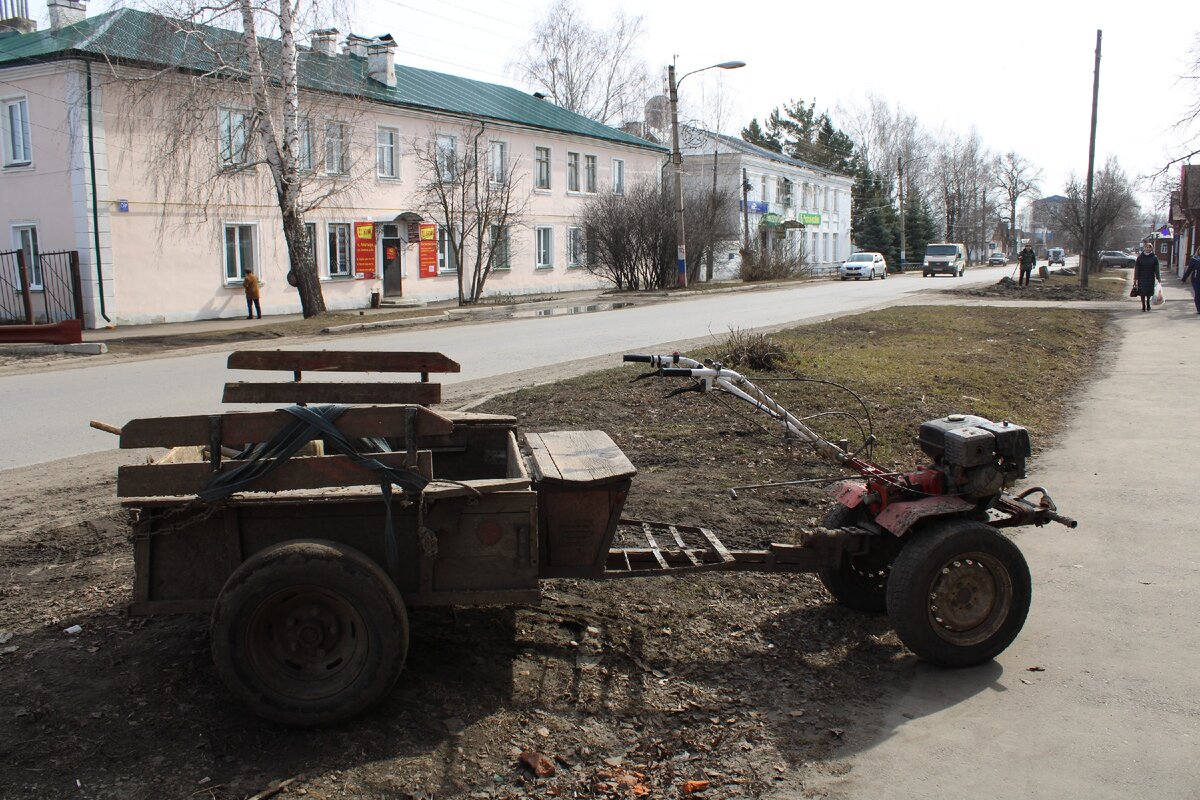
[817,504,899,614]
[886,519,1030,667]
[210,540,409,726]
[881,269,887,279]
[923,272,930,277]
[867,271,874,281]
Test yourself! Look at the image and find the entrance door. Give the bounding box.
[382,237,403,297]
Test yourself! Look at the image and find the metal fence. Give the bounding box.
[0,249,83,325]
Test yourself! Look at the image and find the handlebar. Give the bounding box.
[660,368,695,377]
[622,354,654,363]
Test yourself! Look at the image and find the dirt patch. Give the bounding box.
[0,306,1111,799]
[948,269,1128,302]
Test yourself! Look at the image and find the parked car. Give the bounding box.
[987,253,1008,266]
[923,243,968,277]
[1047,247,1066,266]
[839,252,888,280]
[1098,250,1135,268]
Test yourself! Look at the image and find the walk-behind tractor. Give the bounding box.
[623,352,1076,668]
[117,349,1076,726]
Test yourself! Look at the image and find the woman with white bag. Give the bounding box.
[1134,242,1161,312]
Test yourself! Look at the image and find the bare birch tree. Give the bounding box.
[1050,157,1140,284]
[117,0,367,317]
[510,0,651,126]
[412,124,528,305]
[994,151,1042,256]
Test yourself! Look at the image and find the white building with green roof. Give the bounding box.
[0,0,665,326]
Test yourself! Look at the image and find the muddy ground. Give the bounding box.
[0,306,1111,800]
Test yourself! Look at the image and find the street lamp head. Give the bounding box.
[714,60,746,70]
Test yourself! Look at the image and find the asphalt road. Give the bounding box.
[1,267,1013,470]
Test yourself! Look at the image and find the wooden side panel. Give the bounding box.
[526,430,637,486]
[227,350,460,374]
[118,451,433,498]
[222,382,441,405]
[120,405,454,449]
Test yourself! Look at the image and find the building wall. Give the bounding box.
[2,60,663,326]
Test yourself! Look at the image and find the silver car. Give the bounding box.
[839,252,888,280]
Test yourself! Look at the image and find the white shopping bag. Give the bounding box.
[1153,281,1164,306]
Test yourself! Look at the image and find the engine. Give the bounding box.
[917,414,1032,500]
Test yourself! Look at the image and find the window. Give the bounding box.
[327,222,352,276]
[780,178,793,207]
[437,226,457,272]
[490,224,510,270]
[567,152,580,192]
[612,158,625,195]
[535,146,551,189]
[584,155,597,193]
[567,227,585,267]
[759,175,768,203]
[297,119,314,172]
[3,98,31,166]
[377,126,398,178]
[823,187,830,211]
[436,134,457,181]
[219,108,251,168]
[223,223,255,281]
[823,232,830,262]
[12,224,40,289]
[324,121,348,174]
[490,140,508,184]
[535,226,553,268]
[802,183,810,209]
[832,233,839,262]
[303,222,318,269]
[811,232,820,262]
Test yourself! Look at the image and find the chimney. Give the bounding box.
[343,33,370,58]
[366,35,396,87]
[0,0,36,34]
[47,0,84,30]
[309,27,338,57]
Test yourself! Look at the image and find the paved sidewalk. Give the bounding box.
[798,280,1200,799]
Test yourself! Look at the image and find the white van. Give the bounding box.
[923,243,968,277]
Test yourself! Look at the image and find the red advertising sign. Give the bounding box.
[354,222,377,279]
[418,223,438,278]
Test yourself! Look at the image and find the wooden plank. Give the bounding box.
[120,405,454,449]
[118,450,434,498]
[642,522,669,571]
[222,381,441,405]
[699,527,734,564]
[227,350,460,374]
[525,430,636,486]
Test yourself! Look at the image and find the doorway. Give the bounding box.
[382,232,403,298]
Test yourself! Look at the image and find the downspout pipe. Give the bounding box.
[85,59,110,322]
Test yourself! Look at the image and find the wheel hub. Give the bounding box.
[927,554,1011,645]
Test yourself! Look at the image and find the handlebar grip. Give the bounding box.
[660,368,694,377]
[623,354,654,363]
[1049,512,1078,529]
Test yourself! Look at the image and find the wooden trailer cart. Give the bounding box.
[119,349,1075,726]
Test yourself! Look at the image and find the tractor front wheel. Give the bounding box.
[886,519,1030,667]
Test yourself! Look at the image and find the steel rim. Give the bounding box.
[926,552,1012,646]
[245,585,370,702]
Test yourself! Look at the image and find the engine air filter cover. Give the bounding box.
[944,425,996,467]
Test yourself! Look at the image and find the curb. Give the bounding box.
[0,342,107,356]
[322,312,450,334]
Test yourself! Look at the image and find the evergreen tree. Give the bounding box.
[851,167,900,267]
[904,193,937,265]
[741,118,782,153]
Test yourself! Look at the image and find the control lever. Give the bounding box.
[665,381,705,399]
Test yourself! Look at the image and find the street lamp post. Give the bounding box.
[669,59,745,288]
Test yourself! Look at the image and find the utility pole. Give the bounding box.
[668,63,687,288]
[741,167,752,263]
[898,156,906,271]
[706,150,718,282]
[1081,29,1102,289]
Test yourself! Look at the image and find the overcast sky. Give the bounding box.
[72,0,1198,216]
[333,0,1199,219]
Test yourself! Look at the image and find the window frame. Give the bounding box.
[11,223,41,289]
[437,225,458,273]
[324,120,349,175]
[489,139,508,185]
[436,133,457,182]
[535,226,553,269]
[490,224,510,271]
[376,125,399,179]
[326,221,354,278]
[584,155,597,193]
[222,221,257,284]
[296,118,314,172]
[611,158,625,195]
[535,146,551,190]
[218,107,252,169]
[567,151,580,193]
[3,97,32,167]
[567,226,585,268]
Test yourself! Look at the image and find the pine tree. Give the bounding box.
[741,118,782,153]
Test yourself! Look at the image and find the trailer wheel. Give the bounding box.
[816,504,899,613]
[210,540,408,726]
[886,519,1030,667]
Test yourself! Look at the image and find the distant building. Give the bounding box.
[678,127,854,278]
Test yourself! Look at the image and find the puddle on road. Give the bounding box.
[509,301,635,319]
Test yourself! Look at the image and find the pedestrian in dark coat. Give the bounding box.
[1133,242,1161,312]
[1182,248,1200,314]
[1017,245,1037,286]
